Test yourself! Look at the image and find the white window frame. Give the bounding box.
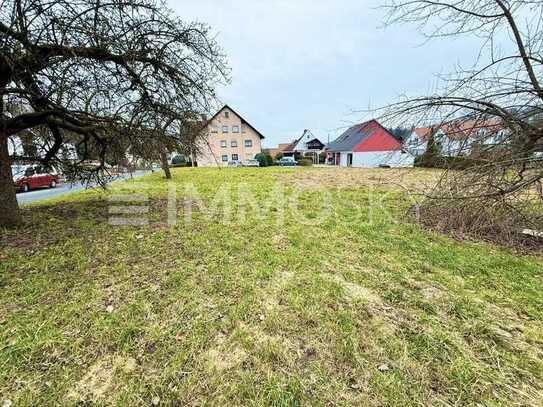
[231,153,239,161]
[221,155,228,162]
[244,139,253,148]
[222,126,229,133]
[232,125,240,133]
[220,140,227,148]
[231,139,238,147]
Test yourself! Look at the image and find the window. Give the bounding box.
[222,125,229,133]
[224,111,229,119]
[232,125,240,133]
[244,139,253,148]
[220,140,227,148]
[221,155,228,162]
[232,154,239,161]
[231,139,238,147]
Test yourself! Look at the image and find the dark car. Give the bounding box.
[13,165,60,192]
[277,157,297,166]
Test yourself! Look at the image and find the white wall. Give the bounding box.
[339,152,349,167]
[7,136,23,156]
[351,151,414,168]
[405,131,427,156]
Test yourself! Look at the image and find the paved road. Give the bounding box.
[16,170,153,205]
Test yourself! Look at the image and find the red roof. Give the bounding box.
[327,120,402,152]
[352,120,402,152]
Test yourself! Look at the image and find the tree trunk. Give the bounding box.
[160,151,171,179]
[0,134,22,228]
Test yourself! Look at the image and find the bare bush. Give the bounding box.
[379,0,543,249]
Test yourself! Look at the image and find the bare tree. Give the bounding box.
[0,0,228,227]
[380,0,543,247]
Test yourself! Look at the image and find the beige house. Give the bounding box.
[197,105,264,167]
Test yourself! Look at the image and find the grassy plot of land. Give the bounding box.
[0,167,542,406]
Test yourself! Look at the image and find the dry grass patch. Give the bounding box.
[66,355,137,403]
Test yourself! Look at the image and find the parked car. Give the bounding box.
[228,160,243,167]
[12,164,60,192]
[277,157,297,166]
[244,159,260,167]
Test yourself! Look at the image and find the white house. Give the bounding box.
[326,120,414,168]
[282,129,326,163]
[406,119,508,158]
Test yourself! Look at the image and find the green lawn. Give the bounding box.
[1,167,542,406]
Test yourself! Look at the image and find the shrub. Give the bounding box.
[265,154,274,166]
[298,159,313,166]
[319,152,327,164]
[415,155,479,169]
[255,153,267,167]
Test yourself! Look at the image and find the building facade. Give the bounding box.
[196,105,264,167]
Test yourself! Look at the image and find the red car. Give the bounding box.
[13,165,60,193]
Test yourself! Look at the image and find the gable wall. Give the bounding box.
[197,107,262,167]
[353,126,401,152]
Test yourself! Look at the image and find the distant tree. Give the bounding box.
[265,154,273,166]
[419,130,441,167]
[0,0,228,227]
[388,127,412,142]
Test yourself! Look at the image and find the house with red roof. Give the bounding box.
[326,120,414,168]
[405,118,509,157]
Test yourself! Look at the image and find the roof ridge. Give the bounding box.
[205,104,265,139]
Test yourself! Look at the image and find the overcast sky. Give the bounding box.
[172,0,481,147]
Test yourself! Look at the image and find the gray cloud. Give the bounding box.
[172,0,482,146]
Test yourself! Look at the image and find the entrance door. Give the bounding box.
[347,153,353,167]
